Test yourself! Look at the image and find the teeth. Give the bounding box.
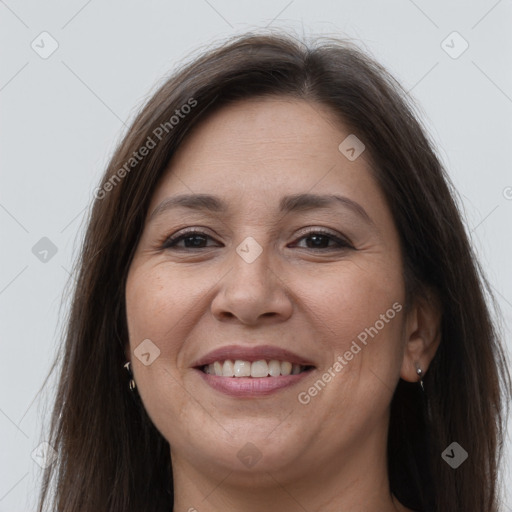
[234,360,251,377]
[222,360,234,377]
[291,364,301,375]
[203,359,307,377]
[251,360,268,377]
[281,361,292,376]
[268,360,281,376]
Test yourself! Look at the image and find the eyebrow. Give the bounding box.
[149,193,374,225]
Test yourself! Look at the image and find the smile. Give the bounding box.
[201,359,312,377]
[192,344,316,397]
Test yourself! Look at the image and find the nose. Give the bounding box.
[210,241,293,326]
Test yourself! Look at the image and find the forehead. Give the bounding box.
[148,97,388,223]
[170,97,350,171]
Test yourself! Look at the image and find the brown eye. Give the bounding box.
[291,230,354,250]
[161,230,219,250]
[160,228,354,252]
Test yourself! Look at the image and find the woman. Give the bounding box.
[37,31,511,512]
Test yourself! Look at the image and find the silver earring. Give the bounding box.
[415,363,425,392]
[123,361,136,391]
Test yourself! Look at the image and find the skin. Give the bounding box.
[125,97,441,512]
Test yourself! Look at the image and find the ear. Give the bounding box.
[400,289,442,383]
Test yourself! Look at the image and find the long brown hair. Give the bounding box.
[37,31,511,511]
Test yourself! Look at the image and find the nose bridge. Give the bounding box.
[230,234,273,289]
[210,232,292,323]
[235,234,266,266]
[225,208,285,284]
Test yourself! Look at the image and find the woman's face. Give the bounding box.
[125,97,411,483]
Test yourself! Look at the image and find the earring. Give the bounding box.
[123,361,136,391]
[415,363,425,392]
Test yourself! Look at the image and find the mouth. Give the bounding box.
[198,359,314,377]
[192,345,316,397]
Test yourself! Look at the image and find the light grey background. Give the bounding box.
[1,1,511,510]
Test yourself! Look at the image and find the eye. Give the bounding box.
[160,229,219,250]
[290,229,354,251]
[159,228,354,251]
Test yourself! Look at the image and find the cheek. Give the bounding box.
[124,267,188,404]
[297,271,405,419]
[125,267,187,351]
[299,257,406,419]
[302,258,405,348]
[125,267,194,428]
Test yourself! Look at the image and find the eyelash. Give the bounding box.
[159,228,354,251]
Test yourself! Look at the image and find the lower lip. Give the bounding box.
[195,368,314,397]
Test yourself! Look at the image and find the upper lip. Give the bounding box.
[192,344,316,368]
